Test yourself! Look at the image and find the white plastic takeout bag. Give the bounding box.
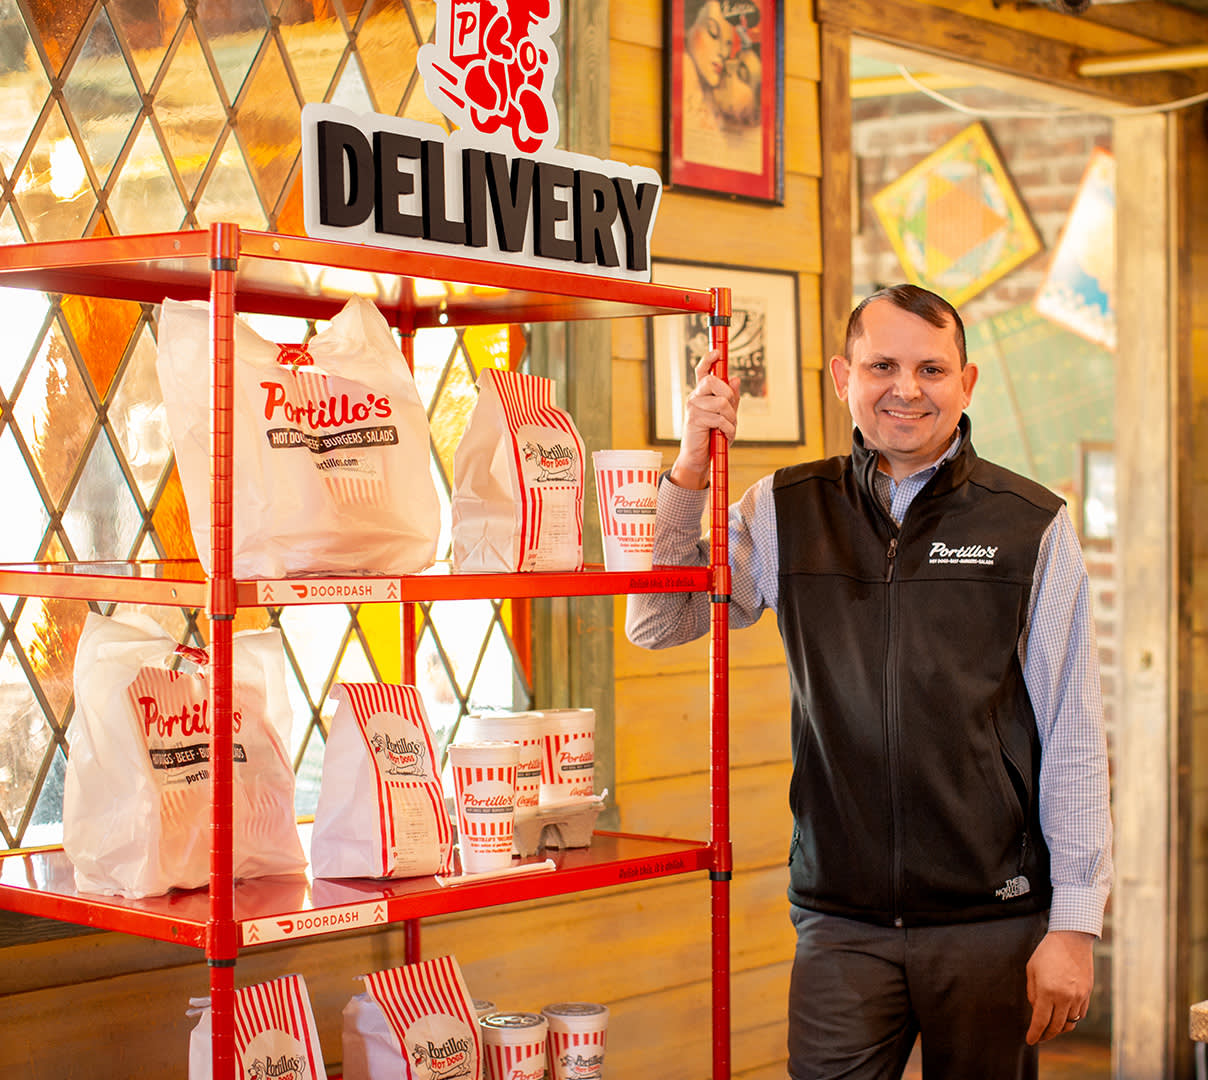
[156,293,440,578]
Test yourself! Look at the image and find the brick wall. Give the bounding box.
[850,84,1117,1036]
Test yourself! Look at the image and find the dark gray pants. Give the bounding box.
[788,906,1048,1080]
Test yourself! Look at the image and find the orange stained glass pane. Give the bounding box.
[154,24,230,200]
[60,295,142,399]
[275,174,306,235]
[20,323,94,507]
[236,39,302,206]
[24,595,89,717]
[63,10,142,187]
[192,133,268,230]
[150,464,200,560]
[88,215,113,239]
[106,119,187,234]
[354,0,424,117]
[463,324,510,375]
[428,351,476,481]
[277,14,349,104]
[106,0,181,87]
[23,0,91,77]
[16,104,97,242]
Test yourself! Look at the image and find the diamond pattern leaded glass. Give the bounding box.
[0,0,533,851]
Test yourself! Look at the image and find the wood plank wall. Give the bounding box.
[606,3,826,1074]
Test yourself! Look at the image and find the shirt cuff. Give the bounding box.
[657,471,710,528]
[1048,883,1109,937]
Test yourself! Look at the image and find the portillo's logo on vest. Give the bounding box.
[927,540,999,567]
[300,0,662,281]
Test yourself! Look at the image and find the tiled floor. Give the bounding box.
[902,1033,1111,1078]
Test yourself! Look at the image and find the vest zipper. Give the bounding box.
[884,534,903,926]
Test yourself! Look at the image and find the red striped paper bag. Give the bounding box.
[311,683,455,879]
[188,974,325,1080]
[343,955,483,1080]
[452,369,585,572]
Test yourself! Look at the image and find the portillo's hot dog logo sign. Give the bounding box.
[301,0,663,280]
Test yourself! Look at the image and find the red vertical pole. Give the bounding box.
[397,325,421,965]
[709,287,732,1080]
[207,222,240,1080]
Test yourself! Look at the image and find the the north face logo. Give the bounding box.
[995,874,1031,900]
[929,541,998,566]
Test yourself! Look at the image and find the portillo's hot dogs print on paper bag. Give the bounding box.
[341,955,482,1080]
[62,612,306,898]
[188,974,325,1080]
[155,294,440,579]
[310,683,455,880]
[452,368,585,572]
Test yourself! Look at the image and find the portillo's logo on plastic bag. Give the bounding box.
[300,0,662,280]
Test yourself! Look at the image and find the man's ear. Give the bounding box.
[829,355,850,401]
[962,362,979,406]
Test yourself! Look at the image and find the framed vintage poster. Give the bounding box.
[647,260,801,445]
[1034,148,1116,351]
[664,0,784,203]
[871,122,1042,307]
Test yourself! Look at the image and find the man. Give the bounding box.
[626,284,1112,1079]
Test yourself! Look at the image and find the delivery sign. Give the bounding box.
[300,0,664,280]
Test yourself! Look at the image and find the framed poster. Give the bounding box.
[664,0,784,203]
[870,122,1042,307]
[647,260,801,445]
[1034,148,1116,351]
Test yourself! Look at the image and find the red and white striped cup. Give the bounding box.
[537,708,595,803]
[542,1002,608,1080]
[448,741,519,873]
[592,450,661,572]
[459,712,544,811]
[480,1012,549,1080]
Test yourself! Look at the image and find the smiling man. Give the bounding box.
[627,284,1113,1080]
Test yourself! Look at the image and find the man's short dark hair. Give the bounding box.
[845,284,968,367]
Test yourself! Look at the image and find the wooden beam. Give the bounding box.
[815,0,1208,106]
[819,23,854,458]
[1112,110,1176,1080]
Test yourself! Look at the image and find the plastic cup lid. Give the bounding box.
[481,1012,546,1030]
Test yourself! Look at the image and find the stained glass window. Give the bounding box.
[0,0,533,850]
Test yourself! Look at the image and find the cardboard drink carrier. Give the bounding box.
[452,368,585,572]
[62,612,306,898]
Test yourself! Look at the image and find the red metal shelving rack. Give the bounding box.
[0,225,732,1079]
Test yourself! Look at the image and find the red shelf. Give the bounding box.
[0,228,714,328]
[0,562,710,607]
[0,831,711,949]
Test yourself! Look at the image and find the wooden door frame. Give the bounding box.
[817,7,1190,1074]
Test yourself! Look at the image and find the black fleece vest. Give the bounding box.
[773,419,1062,926]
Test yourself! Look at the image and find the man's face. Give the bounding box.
[829,299,977,480]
